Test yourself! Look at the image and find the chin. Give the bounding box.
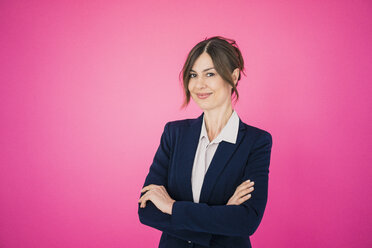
[198,104,215,111]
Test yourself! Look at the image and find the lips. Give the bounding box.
[196,93,212,99]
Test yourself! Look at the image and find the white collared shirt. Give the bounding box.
[191,110,240,203]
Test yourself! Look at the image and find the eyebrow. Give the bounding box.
[190,67,215,73]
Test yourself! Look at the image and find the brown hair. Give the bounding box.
[179,36,246,109]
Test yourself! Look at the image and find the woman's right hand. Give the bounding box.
[226,180,255,205]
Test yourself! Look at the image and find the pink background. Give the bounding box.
[1,0,371,247]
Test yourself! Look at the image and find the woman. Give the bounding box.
[138,36,273,248]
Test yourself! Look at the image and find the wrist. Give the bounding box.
[169,199,176,215]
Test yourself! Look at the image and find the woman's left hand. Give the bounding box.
[138,184,175,215]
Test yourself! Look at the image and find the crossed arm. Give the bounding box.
[138,122,272,246]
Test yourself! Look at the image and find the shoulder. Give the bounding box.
[163,115,201,131]
[166,118,195,129]
[242,121,272,137]
[239,119,273,146]
[158,115,202,144]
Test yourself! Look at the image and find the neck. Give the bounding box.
[203,104,234,141]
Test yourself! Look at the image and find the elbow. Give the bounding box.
[240,216,261,237]
[240,217,260,236]
[240,206,264,236]
[139,216,149,226]
[246,222,260,236]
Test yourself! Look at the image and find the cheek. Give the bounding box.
[188,81,194,92]
[188,81,198,94]
[214,84,231,99]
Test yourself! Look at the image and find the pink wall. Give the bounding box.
[1,0,371,247]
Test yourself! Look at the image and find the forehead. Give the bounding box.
[191,52,214,71]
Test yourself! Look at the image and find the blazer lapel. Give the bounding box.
[176,113,204,202]
[199,119,247,203]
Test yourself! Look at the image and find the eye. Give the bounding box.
[189,73,197,78]
[207,72,215,77]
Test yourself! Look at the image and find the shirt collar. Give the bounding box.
[200,110,240,144]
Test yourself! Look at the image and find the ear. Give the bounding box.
[231,68,240,86]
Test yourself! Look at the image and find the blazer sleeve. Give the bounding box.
[138,122,212,247]
[170,131,273,237]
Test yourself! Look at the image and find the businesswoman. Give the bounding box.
[138,36,273,248]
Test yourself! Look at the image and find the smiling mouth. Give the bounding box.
[196,93,212,99]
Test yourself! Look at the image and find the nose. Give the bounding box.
[195,77,207,89]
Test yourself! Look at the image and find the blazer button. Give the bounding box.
[188,240,191,243]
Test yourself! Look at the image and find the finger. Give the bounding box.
[138,192,146,202]
[241,179,251,185]
[139,194,150,208]
[139,197,146,207]
[244,181,254,187]
[237,180,254,190]
[142,198,148,208]
[141,184,164,193]
[141,184,162,192]
[240,181,255,190]
[242,186,254,195]
[141,184,155,193]
[236,188,251,198]
[238,194,252,204]
[237,180,250,189]
[236,183,247,192]
[237,187,254,198]
[140,194,150,206]
[138,190,152,202]
[236,182,254,195]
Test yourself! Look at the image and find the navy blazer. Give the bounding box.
[138,112,273,248]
